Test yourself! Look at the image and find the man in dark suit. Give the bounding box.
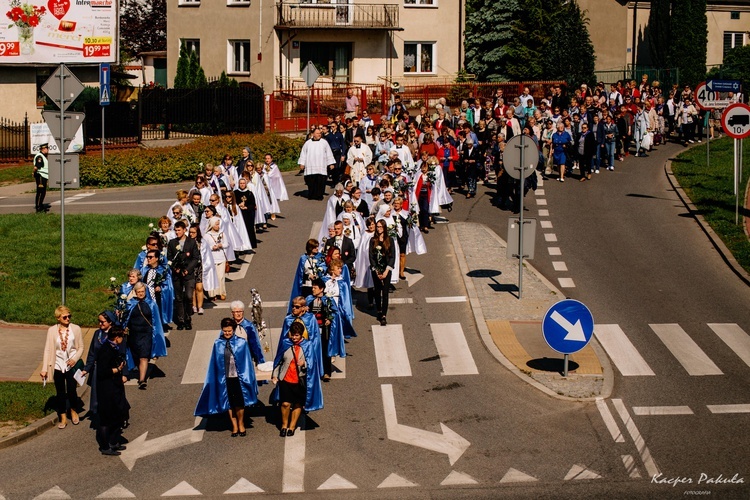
[461,138,483,198]
[324,220,356,274]
[167,220,200,330]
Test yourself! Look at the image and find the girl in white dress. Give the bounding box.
[203,217,229,300]
[188,224,217,315]
[264,153,289,202]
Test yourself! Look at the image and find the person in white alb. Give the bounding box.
[346,135,373,186]
[298,127,336,201]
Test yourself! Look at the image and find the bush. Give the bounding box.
[80,133,305,187]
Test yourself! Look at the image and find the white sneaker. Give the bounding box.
[192,306,197,313]
[558,177,565,182]
[198,308,204,315]
[688,140,694,144]
[595,169,600,174]
[608,166,614,171]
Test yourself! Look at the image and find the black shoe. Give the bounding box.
[101,448,121,456]
[239,431,246,437]
[138,381,147,390]
[286,429,295,437]
[280,428,287,437]
[112,444,127,451]
[185,323,192,330]
[176,324,185,331]
[380,317,387,326]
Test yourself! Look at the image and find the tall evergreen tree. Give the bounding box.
[173,42,190,89]
[668,0,707,87]
[647,0,671,68]
[506,0,556,81]
[464,0,521,81]
[543,1,596,87]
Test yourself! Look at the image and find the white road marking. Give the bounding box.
[440,471,478,485]
[120,417,205,471]
[330,356,346,379]
[596,398,625,443]
[499,468,538,483]
[381,384,470,465]
[377,473,418,488]
[33,486,70,500]
[707,404,750,414]
[621,455,642,479]
[594,325,655,376]
[564,464,601,480]
[226,255,253,281]
[708,323,750,368]
[97,484,136,498]
[535,189,546,196]
[650,324,723,375]
[373,325,412,377]
[282,425,306,493]
[537,198,548,205]
[425,296,466,303]
[310,221,322,240]
[317,474,357,490]
[161,481,201,496]
[540,220,553,229]
[557,278,575,288]
[552,261,568,272]
[538,209,549,216]
[612,399,660,477]
[224,478,264,494]
[544,233,557,242]
[632,406,694,416]
[430,323,479,376]
[262,301,289,308]
[547,247,562,256]
[182,331,218,384]
[404,271,424,287]
[388,298,414,305]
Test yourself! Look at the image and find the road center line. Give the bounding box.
[595,398,625,443]
[612,399,660,478]
[632,406,694,416]
[706,404,750,414]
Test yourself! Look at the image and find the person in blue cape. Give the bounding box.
[276,296,323,376]
[322,258,357,339]
[140,249,175,327]
[195,318,258,437]
[306,278,344,382]
[229,300,265,366]
[123,282,167,390]
[134,235,166,270]
[288,238,327,314]
[271,321,323,437]
[81,310,124,419]
[119,269,141,301]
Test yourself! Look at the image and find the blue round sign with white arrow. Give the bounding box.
[542,299,595,354]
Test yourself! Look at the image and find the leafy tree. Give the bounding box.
[543,1,596,87]
[646,0,671,68]
[465,0,521,81]
[709,44,750,87]
[120,0,166,60]
[668,0,707,87]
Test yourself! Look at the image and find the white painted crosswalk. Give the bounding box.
[650,324,723,376]
[372,324,412,377]
[594,325,655,376]
[430,323,479,376]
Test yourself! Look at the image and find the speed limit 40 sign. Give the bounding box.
[695,81,732,110]
[721,103,750,140]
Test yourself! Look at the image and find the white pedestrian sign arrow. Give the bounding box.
[381,384,470,465]
[550,310,587,342]
[120,417,205,470]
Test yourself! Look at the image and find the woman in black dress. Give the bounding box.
[369,219,396,326]
[81,310,119,419]
[125,282,154,390]
[234,176,257,249]
[95,326,130,456]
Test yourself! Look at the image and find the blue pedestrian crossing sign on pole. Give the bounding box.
[99,63,110,106]
[542,299,594,355]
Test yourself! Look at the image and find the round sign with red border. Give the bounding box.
[694,81,732,111]
[721,103,750,140]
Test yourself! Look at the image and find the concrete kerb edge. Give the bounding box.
[664,159,750,287]
[448,222,613,402]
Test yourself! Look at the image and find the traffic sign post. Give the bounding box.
[695,81,732,111]
[542,300,595,376]
[100,63,111,165]
[721,103,750,225]
[301,61,321,132]
[503,133,537,299]
[707,79,741,93]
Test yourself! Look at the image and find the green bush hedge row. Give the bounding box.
[80,133,304,187]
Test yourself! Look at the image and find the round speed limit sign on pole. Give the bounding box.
[694,81,731,111]
[721,103,750,140]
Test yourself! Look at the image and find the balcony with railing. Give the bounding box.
[275,2,401,30]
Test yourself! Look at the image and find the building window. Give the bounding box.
[403,42,435,74]
[300,42,352,82]
[730,11,740,20]
[181,39,200,62]
[227,0,250,5]
[723,32,746,58]
[404,0,436,6]
[229,40,251,74]
[300,0,335,5]
[178,0,200,6]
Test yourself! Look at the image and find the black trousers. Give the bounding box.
[320,325,332,376]
[53,369,80,415]
[305,174,327,200]
[173,272,195,326]
[418,190,430,228]
[34,173,47,211]
[372,270,391,318]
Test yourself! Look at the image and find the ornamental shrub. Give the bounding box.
[80,133,305,187]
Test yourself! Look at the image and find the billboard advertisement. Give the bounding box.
[0,0,117,64]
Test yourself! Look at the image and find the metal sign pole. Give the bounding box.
[707,111,710,169]
[101,106,105,164]
[736,138,740,225]
[306,87,311,133]
[59,63,66,305]
[517,135,525,300]
[563,353,569,377]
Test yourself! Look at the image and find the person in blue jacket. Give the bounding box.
[123,282,167,390]
[306,278,344,382]
[140,249,175,329]
[288,239,327,314]
[271,321,323,437]
[276,296,323,374]
[322,258,357,339]
[195,318,258,437]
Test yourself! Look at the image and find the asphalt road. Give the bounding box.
[0,151,748,499]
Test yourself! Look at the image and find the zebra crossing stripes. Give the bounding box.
[594,325,655,376]
[650,324,723,376]
[708,323,750,369]
[372,325,412,377]
[430,323,479,376]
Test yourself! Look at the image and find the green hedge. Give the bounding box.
[80,133,304,187]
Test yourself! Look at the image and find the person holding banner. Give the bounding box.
[33,143,49,213]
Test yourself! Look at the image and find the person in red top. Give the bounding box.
[272,321,307,437]
[437,134,459,193]
[418,132,439,158]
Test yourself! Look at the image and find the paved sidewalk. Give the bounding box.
[449,222,613,401]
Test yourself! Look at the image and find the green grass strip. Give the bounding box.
[0,213,154,326]
[0,166,30,186]
[671,137,750,274]
[0,381,56,422]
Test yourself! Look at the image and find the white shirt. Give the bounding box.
[298,138,336,176]
[54,326,78,372]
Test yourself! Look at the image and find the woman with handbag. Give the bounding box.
[204,216,229,301]
[271,321,323,437]
[40,305,83,429]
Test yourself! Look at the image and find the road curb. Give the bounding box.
[665,159,750,287]
[448,223,614,403]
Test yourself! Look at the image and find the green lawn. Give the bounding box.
[0,165,31,186]
[0,382,56,422]
[671,137,750,274]
[0,214,154,326]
